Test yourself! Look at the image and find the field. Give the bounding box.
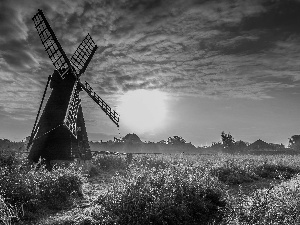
[2,150,300,225]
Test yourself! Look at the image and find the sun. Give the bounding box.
[118,89,167,133]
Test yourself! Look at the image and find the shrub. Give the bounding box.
[38,206,116,225]
[0,195,18,225]
[133,155,168,170]
[212,167,258,185]
[88,166,99,177]
[211,160,258,185]
[254,163,299,180]
[97,167,226,224]
[37,165,85,209]
[86,205,117,224]
[0,149,19,168]
[225,175,300,224]
[0,161,86,223]
[92,154,127,172]
[0,167,39,209]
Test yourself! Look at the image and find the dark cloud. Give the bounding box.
[241,0,300,33]
[125,0,162,11]
[115,74,134,85]
[0,40,38,70]
[206,0,300,56]
[0,1,27,42]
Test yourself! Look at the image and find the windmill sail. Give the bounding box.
[64,81,81,138]
[70,34,98,77]
[79,81,120,127]
[32,9,72,78]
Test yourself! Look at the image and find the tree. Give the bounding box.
[209,142,223,151]
[221,131,235,151]
[167,136,186,145]
[158,140,167,144]
[234,140,248,151]
[288,135,300,151]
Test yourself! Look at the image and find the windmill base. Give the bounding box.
[28,119,92,163]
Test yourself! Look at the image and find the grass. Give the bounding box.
[225,175,300,224]
[0,149,86,223]
[0,195,18,225]
[2,150,300,224]
[97,166,226,224]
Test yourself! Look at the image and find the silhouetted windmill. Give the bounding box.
[27,9,119,164]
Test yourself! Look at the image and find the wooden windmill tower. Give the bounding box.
[27,9,119,164]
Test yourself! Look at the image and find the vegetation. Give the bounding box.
[221,131,235,151]
[89,132,299,154]
[91,154,127,172]
[289,135,300,151]
[225,175,300,224]
[0,149,85,223]
[0,195,18,225]
[3,146,300,224]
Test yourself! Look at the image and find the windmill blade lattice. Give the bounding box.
[70,34,98,78]
[79,81,120,127]
[32,9,72,78]
[64,81,81,138]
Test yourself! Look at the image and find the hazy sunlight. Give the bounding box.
[118,89,167,133]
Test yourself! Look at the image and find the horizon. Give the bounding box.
[0,0,299,147]
[0,132,290,148]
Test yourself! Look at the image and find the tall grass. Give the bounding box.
[3,148,300,224]
[225,175,300,224]
[90,154,127,176]
[0,149,86,222]
[89,154,300,224]
[91,156,227,224]
[0,195,18,225]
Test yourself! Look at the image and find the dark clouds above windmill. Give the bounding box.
[84,0,300,99]
[0,0,300,123]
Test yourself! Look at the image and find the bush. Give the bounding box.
[0,161,86,223]
[0,149,19,168]
[0,195,18,225]
[225,175,300,224]
[86,205,117,224]
[212,167,258,185]
[254,163,299,180]
[37,165,85,209]
[211,160,258,185]
[133,155,168,170]
[38,205,116,225]
[92,154,127,172]
[88,166,99,177]
[0,167,39,209]
[97,167,226,224]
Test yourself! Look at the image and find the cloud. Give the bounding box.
[0,40,39,71]
[0,1,29,42]
[82,0,300,100]
[0,0,300,127]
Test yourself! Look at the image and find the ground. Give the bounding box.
[2,152,300,224]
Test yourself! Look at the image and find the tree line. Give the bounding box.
[220,131,300,152]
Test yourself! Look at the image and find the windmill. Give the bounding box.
[27,9,119,164]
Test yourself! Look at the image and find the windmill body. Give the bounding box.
[28,10,119,164]
[28,70,90,162]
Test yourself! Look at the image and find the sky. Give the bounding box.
[0,0,299,147]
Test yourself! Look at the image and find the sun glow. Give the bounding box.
[118,89,167,133]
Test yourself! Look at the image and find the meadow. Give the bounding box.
[1,149,300,224]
